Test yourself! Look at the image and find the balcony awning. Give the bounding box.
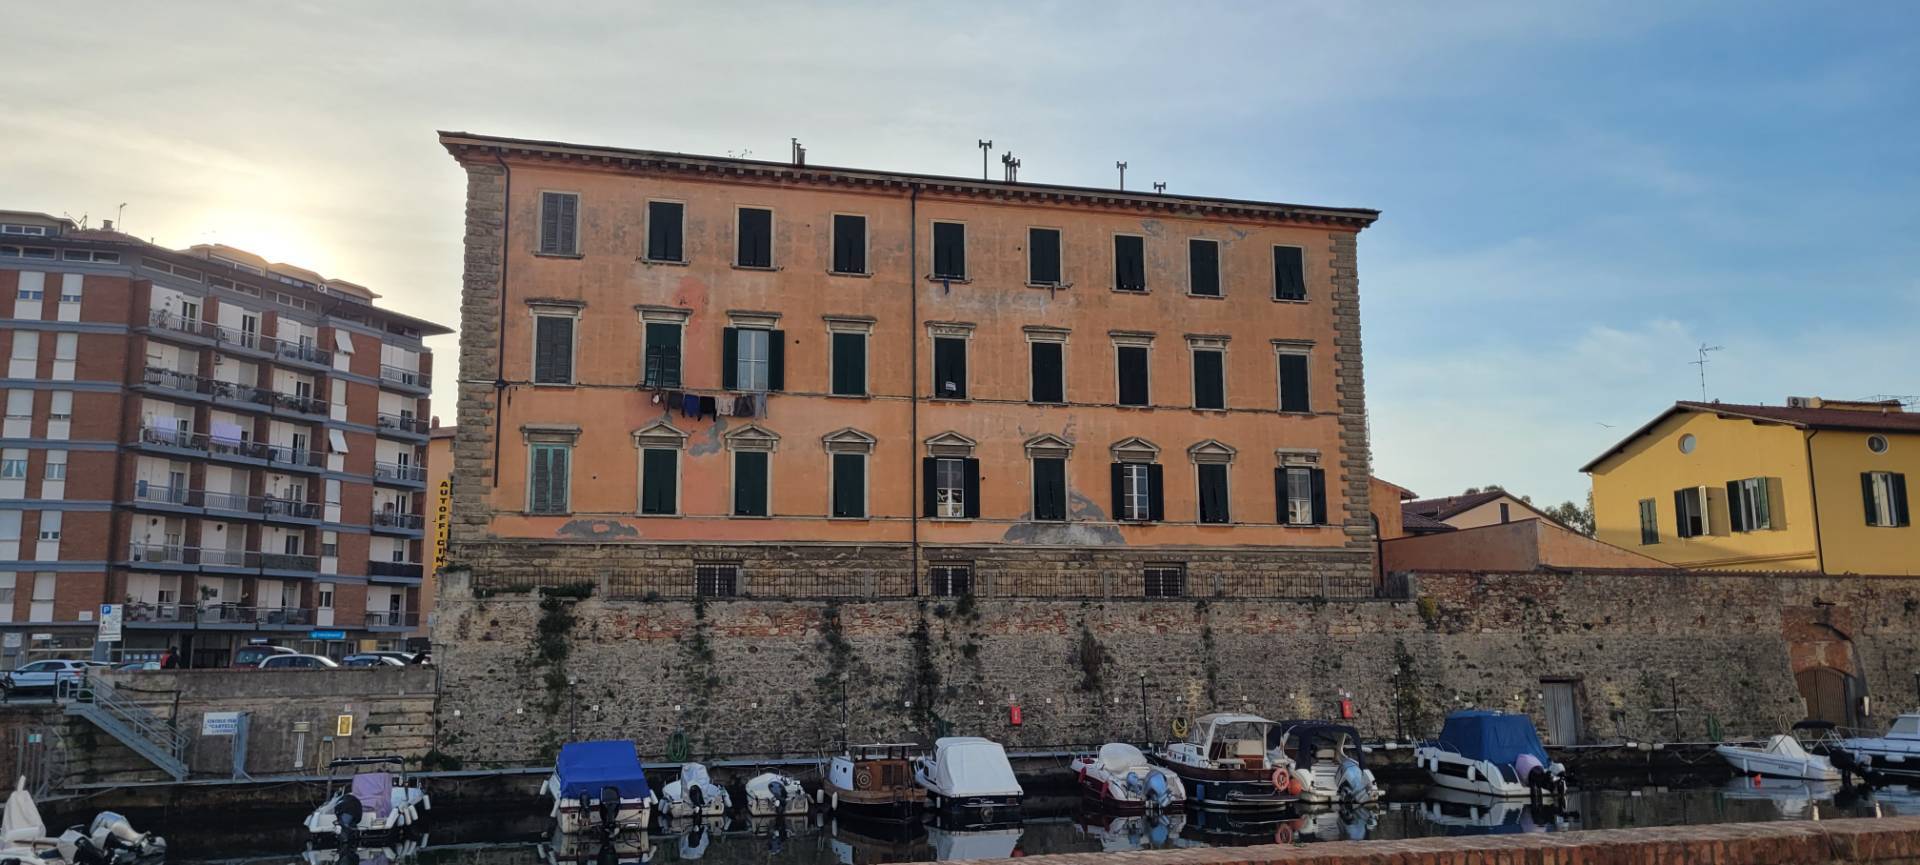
[328,428,349,453]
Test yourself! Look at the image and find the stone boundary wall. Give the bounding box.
[431,566,1920,766]
[963,816,1920,865]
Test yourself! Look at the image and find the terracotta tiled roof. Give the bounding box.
[1403,489,1512,521]
[1401,511,1458,534]
[1583,400,1919,472]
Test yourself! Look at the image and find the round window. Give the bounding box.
[1679,434,1697,454]
[1868,435,1890,454]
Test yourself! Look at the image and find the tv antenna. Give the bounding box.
[1690,343,1723,401]
[978,140,992,180]
[1115,161,1128,190]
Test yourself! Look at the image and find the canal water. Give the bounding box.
[96,776,1918,864]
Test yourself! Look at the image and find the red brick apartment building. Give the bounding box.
[0,211,450,667]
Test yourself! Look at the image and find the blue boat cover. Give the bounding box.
[555,740,651,800]
[1437,711,1549,768]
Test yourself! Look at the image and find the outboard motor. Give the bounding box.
[334,792,365,846]
[768,779,789,815]
[89,811,164,862]
[56,827,110,865]
[686,781,707,810]
[597,785,623,836]
[1831,748,1883,787]
[1338,759,1370,802]
[1144,772,1172,810]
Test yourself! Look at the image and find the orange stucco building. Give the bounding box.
[440,132,1380,598]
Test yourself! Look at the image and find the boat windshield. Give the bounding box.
[1889,715,1920,739]
[1195,719,1268,749]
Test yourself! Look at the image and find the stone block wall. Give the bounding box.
[430,564,1920,767]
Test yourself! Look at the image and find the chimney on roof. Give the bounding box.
[790,138,806,166]
[101,219,114,232]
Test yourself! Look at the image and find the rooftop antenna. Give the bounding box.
[978,140,993,180]
[1152,182,1166,194]
[116,203,127,231]
[1001,152,1020,183]
[790,138,805,166]
[1691,343,1723,401]
[1116,161,1128,190]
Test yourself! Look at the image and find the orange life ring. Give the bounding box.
[1274,823,1295,844]
[1271,768,1302,796]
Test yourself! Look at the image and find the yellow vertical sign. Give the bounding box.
[336,714,355,737]
[432,479,451,574]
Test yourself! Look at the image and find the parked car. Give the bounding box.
[259,654,340,670]
[1,659,93,697]
[363,651,419,665]
[233,644,300,669]
[341,654,405,667]
[115,661,162,672]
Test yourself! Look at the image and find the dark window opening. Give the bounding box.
[1273,246,1306,300]
[1278,353,1310,413]
[1197,463,1230,524]
[1030,341,1064,404]
[932,222,966,280]
[1144,565,1186,598]
[930,564,973,597]
[1114,235,1146,291]
[1864,471,1911,528]
[832,214,867,274]
[640,448,678,515]
[1674,486,1707,538]
[832,453,866,519]
[1117,345,1149,406]
[647,201,685,262]
[1189,239,1220,296]
[922,457,981,520]
[933,336,968,399]
[737,207,773,268]
[1028,227,1062,285]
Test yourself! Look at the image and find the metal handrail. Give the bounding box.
[380,365,430,388]
[56,676,188,761]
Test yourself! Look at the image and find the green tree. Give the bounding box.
[1544,492,1595,536]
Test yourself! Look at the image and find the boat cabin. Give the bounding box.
[1170,713,1277,769]
[1272,721,1365,769]
[830,743,919,795]
[1885,714,1920,740]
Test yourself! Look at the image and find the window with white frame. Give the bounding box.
[0,573,13,624]
[1674,485,1710,538]
[42,450,66,482]
[1864,472,1911,528]
[736,328,770,391]
[56,274,81,322]
[13,272,44,319]
[1728,477,1773,532]
[29,572,54,622]
[1122,464,1152,521]
[46,391,70,440]
[934,458,966,518]
[8,331,38,378]
[3,391,30,438]
[34,511,59,560]
[51,333,76,381]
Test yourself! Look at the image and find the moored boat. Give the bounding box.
[659,763,732,820]
[742,771,809,817]
[1148,713,1293,810]
[543,740,655,834]
[1414,710,1567,799]
[1069,743,1186,813]
[1715,734,1841,781]
[2,777,166,865]
[302,756,431,838]
[1836,712,1920,780]
[824,743,927,820]
[914,736,1024,814]
[1272,721,1381,804]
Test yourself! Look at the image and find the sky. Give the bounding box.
[4,1,1916,506]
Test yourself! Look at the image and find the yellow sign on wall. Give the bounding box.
[432,479,452,575]
[336,714,355,738]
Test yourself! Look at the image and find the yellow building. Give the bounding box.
[1584,398,1918,574]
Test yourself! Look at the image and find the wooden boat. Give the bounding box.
[1148,713,1293,810]
[823,743,927,820]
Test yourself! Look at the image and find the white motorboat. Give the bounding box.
[1148,713,1292,809]
[1718,776,1840,819]
[1071,811,1185,852]
[1069,743,1186,813]
[914,736,1024,813]
[545,740,655,834]
[1417,786,1574,834]
[1414,710,1568,799]
[742,771,809,817]
[1273,721,1381,804]
[303,757,431,838]
[659,763,732,819]
[1836,712,1920,780]
[540,824,655,865]
[1715,734,1841,781]
[2,777,166,865]
[925,821,1023,861]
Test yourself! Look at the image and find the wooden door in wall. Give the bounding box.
[1796,667,1849,726]
[1542,681,1582,746]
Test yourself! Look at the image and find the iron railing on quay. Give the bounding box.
[472,567,1406,602]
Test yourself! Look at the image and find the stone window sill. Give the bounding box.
[926,275,972,284]
[1112,288,1149,295]
[732,264,780,272]
[1272,297,1310,304]
[640,258,688,267]
[829,270,873,279]
[1187,292,1225,300]
[532,251,583,259]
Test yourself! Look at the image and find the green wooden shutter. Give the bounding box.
[535,316,573,384]
[922,457,938,518]
[1118,346,1149,406]
[1309,468,1327,525]
[557,194,577,254]
[530,447,551,513]
[1278,354,1309,412]
[734,452,767,517]
[1274,246,1305,300]
[963,458,981,519]
[834,454,865,518]
[768,329,785,391]
[1194,350,1224,409]
[539,193,562,254]
[738,208,772,267]
[1199,464,1228,523]
[832,332,865,396]
[1110,463,1126,520]
[1029,228,1061,285]
[641,449,677,515]
[1726,481,1747,532]
[721,328,739,390]
[1895,473,1912,527]
[933,223,965,278]
[1862,473,1878,526]
[1034,458,1066,521]
[1275,468,1288,524]
[1115,236,1145,291]
[1147,464,1165,522]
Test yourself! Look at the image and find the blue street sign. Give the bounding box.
[309,630,347,640]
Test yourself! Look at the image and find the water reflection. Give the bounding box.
[156,778,1920,864]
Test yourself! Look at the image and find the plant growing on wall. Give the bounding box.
[674,596,719,754]
[1390,638,1432,739]
[908,606,942,738]
[531,589,579,714]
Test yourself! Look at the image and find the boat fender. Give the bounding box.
[1274,823,1295,845]
[688,783,707,809]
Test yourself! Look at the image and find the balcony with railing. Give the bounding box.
[268,391,331,418]
[261,496,321,521]
[376,412,431,438]
[261,443,326,471]
[274,340,333,368]
[367,560,425,581]
[380,365,430,391]
[130,482,198,513]
[372,510,425,533]
[125,542,197,567]
[373,461,427,486]
[200,548,259,569]
[146,309,218,341]
[208,379,276,410]
[123,603,315,630]
[124,602,193,626]
[140,367,217,400]
[259,551,320,573]
[364,610,419,629]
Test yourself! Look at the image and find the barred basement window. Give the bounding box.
[1144,565,1186,598]
[695,564,739,598]
[929,564,973,597]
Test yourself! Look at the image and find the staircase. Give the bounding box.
[57,677,189,781]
